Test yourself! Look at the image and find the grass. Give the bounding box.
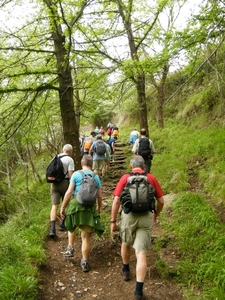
[0,185,49,300]
[158,192,225,299]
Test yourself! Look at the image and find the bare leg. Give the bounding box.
[121,242,131,263]
[81,231,91,260]
[50,204,58,221]
[68,231,76,246]
[135,250,147,282]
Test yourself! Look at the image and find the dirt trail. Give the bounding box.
[37,142,183,300]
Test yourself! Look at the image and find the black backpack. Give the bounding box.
[95,140,106,155]
[138,137,151,159]
[46,154,68,183]
[120,172,156,214]
[76,171,98,206]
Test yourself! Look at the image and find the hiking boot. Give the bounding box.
[81,259,90,272]
[63,245,74,257]
[59,223,66,231]
[121,268,130,281]
[49,229,56,238]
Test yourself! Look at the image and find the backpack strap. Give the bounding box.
[78,170,96,179]
[129,171,146,176]
[58,154,68,159]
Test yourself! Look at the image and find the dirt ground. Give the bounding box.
[37,144,183,300]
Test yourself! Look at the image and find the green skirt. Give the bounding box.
[65,197,104,237]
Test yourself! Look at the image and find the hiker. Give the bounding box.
[110,155,164,300]
[79,134,85,153]
[99,126,105,135]
[128,128,139,145]
[49,144,74,238]
[112,125,119,139]
[60,154,104,272]
[106,121,114,137]
[107,135,117,162]
[94,126,99,134]
[101,140,111,180]
[132,128,156,173]
[81,131,96,156]
[89,134,108,177]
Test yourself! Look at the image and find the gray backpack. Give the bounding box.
[120,172,156,214]
[76,171,98,206]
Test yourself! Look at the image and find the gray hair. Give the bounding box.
[130,155,145,168]
[63,144,73,152]
[81,154,93,167]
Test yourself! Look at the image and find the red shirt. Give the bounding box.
[113,168,164,199]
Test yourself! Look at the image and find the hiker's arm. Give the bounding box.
[60,182,75,219]
[97,188,102,214]
[154,196,164,225]
[68,170,74,178]
[110,195,120,236]
[89,145,93,155]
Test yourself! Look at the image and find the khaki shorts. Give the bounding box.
[120,211,153,252]
[93,159,104,171]
[50,179,70,205]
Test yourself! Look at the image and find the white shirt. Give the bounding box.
[132,136,156,155]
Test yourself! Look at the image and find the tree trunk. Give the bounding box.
[117,0,149,135]
[45,0,81,168]
[136,73,149,136]
[151,63,169,128]
[157,85,164,128]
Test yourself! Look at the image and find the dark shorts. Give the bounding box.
[50,179,70,205]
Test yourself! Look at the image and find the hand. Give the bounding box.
[153,212,157,225]
[110,223,117,237]
[60,209,66,220]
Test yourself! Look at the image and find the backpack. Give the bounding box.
[76,171,98,206]
[95,140,106,155]
[84,137,92,151]
[46,154,68,183]
[120,172,156,214]
[112,129,119,137]
[138,137,151,159]
[106,127,112,135]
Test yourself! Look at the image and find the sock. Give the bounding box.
[122,263,130,272]
[50,220,56,231]
[134,281,144,296]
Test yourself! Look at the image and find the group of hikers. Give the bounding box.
[47,125,164,300]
